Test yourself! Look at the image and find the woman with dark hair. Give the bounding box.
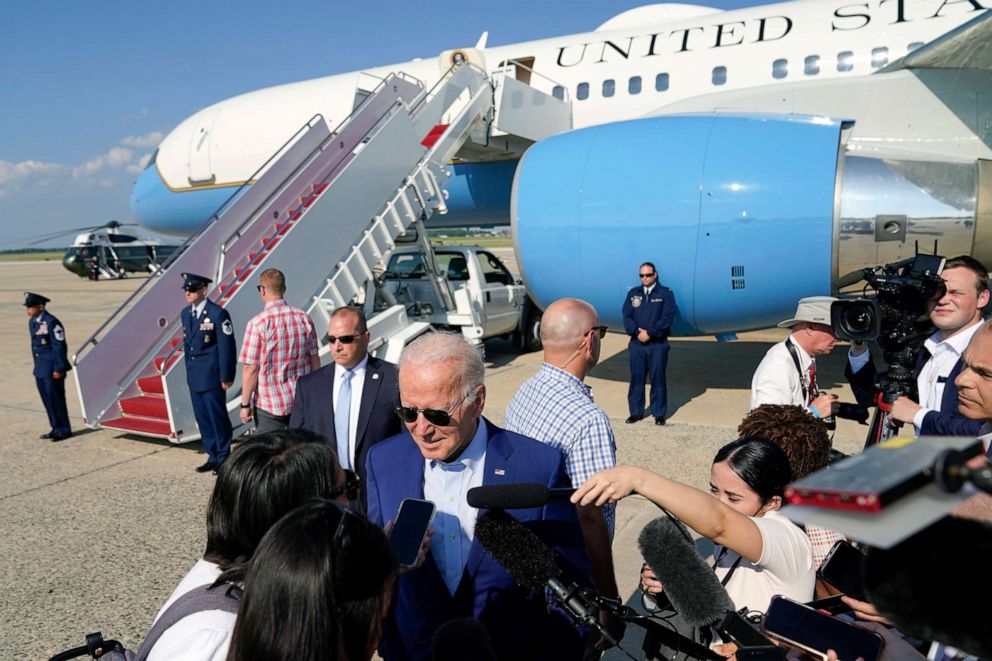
[227,499,398,661]
[573,437,814,613]
[146,429,354,660]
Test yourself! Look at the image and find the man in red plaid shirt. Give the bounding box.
[238,268,320,434]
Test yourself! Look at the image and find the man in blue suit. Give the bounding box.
[847,256,989,436]
[366,331,591,661]
[180,273,237,473]
[290,306,401,511]
[24,292,72,441]
[622,262,678,425]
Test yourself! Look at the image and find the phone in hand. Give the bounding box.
[817,539,867,600]
[761,596,884,661]
[389,498,436,568]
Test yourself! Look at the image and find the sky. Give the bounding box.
[0,0,772,248]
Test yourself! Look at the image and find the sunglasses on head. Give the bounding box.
[395,394,469,426]
[329,469,361,501]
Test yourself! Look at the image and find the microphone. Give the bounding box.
[473,510,611,640]
[864,515,992,658]
[637,517,735,628]
[467,483,575,509]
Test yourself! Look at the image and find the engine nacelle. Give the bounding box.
[512,114,846,335]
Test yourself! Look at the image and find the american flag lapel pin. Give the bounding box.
[494,468,505,476]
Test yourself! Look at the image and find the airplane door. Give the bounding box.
[187,108,220,186]
[477,250,519,336]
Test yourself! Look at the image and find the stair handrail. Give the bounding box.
[407,61,487,116]
[72,112,328,367]
[493,58,571,100]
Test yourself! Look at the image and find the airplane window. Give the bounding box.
[577,82,589,100]
[772,59,788,79]
[655,73,669,92]
[712,66,727,86]
[907,41,923,52]
[804,55,820,75]
[871,47,889,68]
[552,85,565,100]
[629,76,641,95]
[837,51,854,72]
[603,79,615,97]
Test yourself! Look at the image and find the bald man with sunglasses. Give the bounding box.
[289,306,400,511]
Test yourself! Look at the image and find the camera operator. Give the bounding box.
[750,296,841,421]
[847,256,989,436]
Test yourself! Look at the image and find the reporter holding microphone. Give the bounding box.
[573,438,814,614]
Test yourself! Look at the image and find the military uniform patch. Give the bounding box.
[54,325,65,342]
[631,296,642,308]
[222,319,233,336]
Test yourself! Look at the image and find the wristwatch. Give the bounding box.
[240,403,251,409]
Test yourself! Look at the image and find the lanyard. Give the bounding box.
[785,338,814,405]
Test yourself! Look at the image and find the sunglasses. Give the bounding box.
[639,273,656,278]
[256,284,265,293]
[327,333,364,345]
[329,469,361,501]
[587,325,608,339]
[395,394,468,426]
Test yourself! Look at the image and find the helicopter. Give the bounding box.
[27,220,183,279]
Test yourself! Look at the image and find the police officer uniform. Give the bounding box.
[180,273,237,472]
[25,293,73,441]
[622,269,678,425]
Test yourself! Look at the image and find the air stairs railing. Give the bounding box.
[304,63,494,321]
[71,73,426,426]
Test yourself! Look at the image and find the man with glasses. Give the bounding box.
[366,331,591,661]
[505,298,623,655]
[622,262,678,425]
[180,273,237,473]
[238,268,319,434]
[750,296,840,419]
[290,306,400,511]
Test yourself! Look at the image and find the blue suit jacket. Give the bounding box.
[181,300,236,392]
[366,418,590,661]
[846,348,983,436]
[622,284,677,342]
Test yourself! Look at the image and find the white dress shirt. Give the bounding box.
[191,300,207,319]
[332,354,368,467]
[423,420,488,594]
[750,337,813,410]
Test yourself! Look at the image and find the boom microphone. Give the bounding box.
[637,517,735,627]
[467,483,575,509]
[864,515,992,658]
[474,510,613,641]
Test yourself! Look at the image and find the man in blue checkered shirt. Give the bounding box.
[505,298,622,652]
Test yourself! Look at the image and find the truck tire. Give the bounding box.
[520,302,543,352]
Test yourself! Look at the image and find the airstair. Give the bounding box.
[72,62,570,442]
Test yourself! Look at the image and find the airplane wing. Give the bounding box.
[883,9,992,71]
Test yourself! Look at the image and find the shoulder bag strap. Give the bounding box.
[133,584,239,661]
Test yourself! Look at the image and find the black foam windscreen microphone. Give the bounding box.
[637,516,735,628]
[864,515,992,658]
[467,483,575,509]
[474,510,617,643]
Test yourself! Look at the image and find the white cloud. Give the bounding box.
[126,152,153,174]
[121,131,164,148]
[72,146,135,181]
[0,160,65,197]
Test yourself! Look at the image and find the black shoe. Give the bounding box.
[39,432,53,439]
[625,415,643,424]
[195,462,217,473]
[50,432,72,442]
[654,417,666,426]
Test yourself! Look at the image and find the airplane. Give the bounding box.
[129,0,992,336]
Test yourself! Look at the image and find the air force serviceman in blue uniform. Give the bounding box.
[180,273,237,473]
[25,292,72,441]
[622,262,678,425]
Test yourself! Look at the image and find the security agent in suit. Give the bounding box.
[622,262,678,425]
[847,256,989,436]
[24,292,72,441]
[180,273,237,473]
[289,306,400,510]
[365,331,591,661]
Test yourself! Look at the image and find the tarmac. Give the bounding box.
[0,260,869,659]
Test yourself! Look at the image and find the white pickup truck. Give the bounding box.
[376,245,542,351]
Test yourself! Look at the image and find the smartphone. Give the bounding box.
[389,498,436,568]
[817,540,866,600]
[718,611,775,647]
[761,596,884,661]
[805,595,852,616]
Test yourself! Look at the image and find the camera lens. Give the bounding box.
[844,307,872,334]
[830,299,880,341]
